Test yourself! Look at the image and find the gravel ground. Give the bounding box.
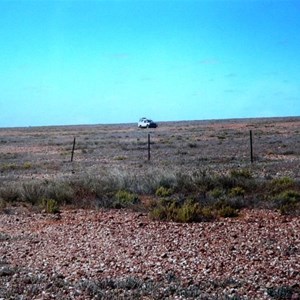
[1,208,300,299]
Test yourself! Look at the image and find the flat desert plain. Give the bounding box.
[0,117,300,299]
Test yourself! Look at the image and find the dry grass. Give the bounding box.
[0,117,299,217]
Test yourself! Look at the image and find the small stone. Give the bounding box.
[0,266,15,277]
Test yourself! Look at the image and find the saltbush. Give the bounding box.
[0,184,20,202]
[21,182,46,205]
[230,168,252,179]
[218,205,239,218]
[229,186,245,198]
[209,187,224,199]
[40,198,60,214]
[45,181,74,205]
[113,190,139,209]
[270,177,295,194]
[155,186,173,197]
[272,190,300,215]
[150,198,215,223]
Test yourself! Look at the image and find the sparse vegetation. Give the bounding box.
[113,190,139,208]
[0,168,299,219]
[0,118,299,219]
[0,118,299,299]
[267,285,300,299]
[40,197,60,214]
[271,190,300,215]
[155,186,173,197]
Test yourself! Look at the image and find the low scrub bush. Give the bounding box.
[150,198,215,222]
[209,187,224,199]
[113,190,140,209]
[23,162,32,169]
[271,190,300,215]
[269,177,295,194]
[174,173,196,193]
[267,285,300,299]
[0,163,17,171]
[40,198,60,214]
[155,186,173,197]
[230,168,252,179]
[217,205,239,218]
[176,199,202,222]
[0,184,20,202]
[45,181,74,205]
[0,198,7,211]
[213,199,239,218]
[2,168,299,219]
[229,186,245,198]
[21,181,46,205]
[173,170,214,196]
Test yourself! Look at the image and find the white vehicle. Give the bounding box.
[138,117,158,128]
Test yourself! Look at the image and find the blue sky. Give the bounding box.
[0,0,299,127]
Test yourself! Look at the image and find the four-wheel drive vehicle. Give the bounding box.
[138,118,158,128]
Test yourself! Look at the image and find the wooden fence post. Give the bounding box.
[250,130,253,163]
[71,137,76,162]
[148,133,151,160]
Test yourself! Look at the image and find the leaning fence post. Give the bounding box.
[148,133,151,160]
[71,137,76,162]
[250,130,253,163]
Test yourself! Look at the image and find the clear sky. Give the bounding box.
[0,0,299,127]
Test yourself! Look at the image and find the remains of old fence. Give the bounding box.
[250,130,254,163]
[148,133,151,160]
[70,130,255,163]
[70,137,76,162]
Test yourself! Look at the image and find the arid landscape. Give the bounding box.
[0,117,300,299]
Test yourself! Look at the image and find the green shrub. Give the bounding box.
[273,190,300,203]
[40,198,60,214]
[114,156,127,161]
[200,207,216,221]
[113,190,139,209]
[280,203,300,216]
[23,162,32,169]
[149,198,181,221]
[272,190,300,215]
[213,199,239,218]
[149,205,168,221]
[270,177,295,194]
[229,186,245,197]
[176,199,202,222]
[0,163,17,171]
[218,206,239,218]
[230,169,252,179]
[209,187,224,199]
[150,198,215,223]
[155,186,173,197]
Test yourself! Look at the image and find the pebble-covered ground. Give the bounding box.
[1,208,299,299]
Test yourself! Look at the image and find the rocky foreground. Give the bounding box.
[1,208,299,299]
